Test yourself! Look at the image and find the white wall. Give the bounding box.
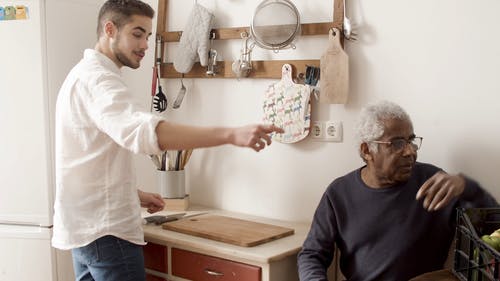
[46,0,500,224]
[128,0,500,223]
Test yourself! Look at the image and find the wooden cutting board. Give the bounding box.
[320,28,349,104]
[162,215,294,247]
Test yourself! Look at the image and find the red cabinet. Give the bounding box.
[171,248,261,281]
[143,242,168,274]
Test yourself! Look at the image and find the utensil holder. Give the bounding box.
[158,170,185,199]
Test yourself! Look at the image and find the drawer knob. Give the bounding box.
[204,269,224,276]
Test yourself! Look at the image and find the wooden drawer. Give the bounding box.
[143,242,168,273]
[172,248,261,281]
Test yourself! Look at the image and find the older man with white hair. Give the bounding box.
[297,100,498,281]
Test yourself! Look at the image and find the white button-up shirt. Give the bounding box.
[52,49,164,249]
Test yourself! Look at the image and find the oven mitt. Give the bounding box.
[173,3,214,73]
[263,64,311,143]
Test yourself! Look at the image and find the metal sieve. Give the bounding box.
[250,0,301,51]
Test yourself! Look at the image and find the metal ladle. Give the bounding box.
[232,32,253,79]
[206,32,218,76]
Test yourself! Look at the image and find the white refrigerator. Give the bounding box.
[0,0,158,281]
[0,0,57,279]
[0,0,102,280]
[1,0,158,279]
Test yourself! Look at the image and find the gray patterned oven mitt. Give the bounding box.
[173,3,215,73]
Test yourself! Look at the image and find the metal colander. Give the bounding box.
[250,0,301,51]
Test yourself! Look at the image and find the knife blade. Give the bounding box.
[163,212,207,224]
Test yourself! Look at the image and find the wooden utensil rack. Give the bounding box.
[156,0,344,79]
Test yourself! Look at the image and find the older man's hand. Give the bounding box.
[415,171,466,211]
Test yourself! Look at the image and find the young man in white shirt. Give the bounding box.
[51,1,283,280]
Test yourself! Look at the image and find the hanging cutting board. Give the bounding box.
[162,215,294,247]
[319,28,349,104]
[262,64,311,143]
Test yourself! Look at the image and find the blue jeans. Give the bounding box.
[72,235,146,281]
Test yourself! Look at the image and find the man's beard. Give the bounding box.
[112,35,140,69]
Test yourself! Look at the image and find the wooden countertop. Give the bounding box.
[142,205,310,264]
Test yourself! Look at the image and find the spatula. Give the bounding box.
[172,75,187,109]
[153,66,168,112]
[319,28,349,104]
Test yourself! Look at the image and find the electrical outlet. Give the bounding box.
[325,121,343,142]
[312,121,323,139]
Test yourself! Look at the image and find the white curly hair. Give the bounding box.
[355,100,412,155]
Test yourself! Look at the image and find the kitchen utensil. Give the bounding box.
[155,34,162,66]
[262,64,311,143]
[153,67,168,112]
[206,32,218,76]
[146,212,207,225]
[232,32,253,79]
[158,169,185,198]
[342,0,357,41]
[180,149,193,170]
[152,35,167,112]
[150,66,158,112]
[319,28,349,104]
[153,85,167,112]
[206,49,218,76]
[148,66,163,168]
[162,214,294,247]
[174,150,182,170]
[304,65,320,86]
[250,0,301,51]
[173,3,214,73]
[172,75,187,109]
[167,212,207,222]
[143,212,206,225]
[149,154,161,169]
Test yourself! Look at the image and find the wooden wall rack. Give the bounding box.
[156,0,344,79]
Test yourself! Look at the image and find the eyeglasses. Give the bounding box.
[370,137,423,153]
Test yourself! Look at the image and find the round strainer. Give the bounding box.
[250,0,301,51]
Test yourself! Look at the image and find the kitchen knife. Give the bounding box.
[163,212,208,224]
[143,212,207,225]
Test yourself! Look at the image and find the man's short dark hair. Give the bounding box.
[97,0,155,38]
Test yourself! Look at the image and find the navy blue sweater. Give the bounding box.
[298,162,498,281]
